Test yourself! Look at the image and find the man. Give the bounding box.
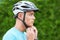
[3,1,38,40]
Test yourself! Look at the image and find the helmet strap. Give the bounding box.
[17,12,29,28]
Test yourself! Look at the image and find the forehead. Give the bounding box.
[26,10,34,14]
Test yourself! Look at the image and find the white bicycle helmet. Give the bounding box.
[13,1,38,15]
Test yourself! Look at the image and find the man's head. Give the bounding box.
[13,1,38,28]
[17,10,35,27]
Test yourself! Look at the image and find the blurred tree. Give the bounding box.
[0,0,60,40]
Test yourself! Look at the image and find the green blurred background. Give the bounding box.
[0,0,60,40]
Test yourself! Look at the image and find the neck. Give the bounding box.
[14,19,26,32]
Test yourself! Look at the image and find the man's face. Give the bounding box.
[25,10,35,27]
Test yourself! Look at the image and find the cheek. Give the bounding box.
[25,16,32,24]
[25,17,31,23]
[25,18,33,26]
[25,15,34,26]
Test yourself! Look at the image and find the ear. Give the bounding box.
[18,12,23,19]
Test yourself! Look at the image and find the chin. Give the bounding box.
[28,24,33,27]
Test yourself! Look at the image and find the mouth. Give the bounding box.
[31,21,34,24]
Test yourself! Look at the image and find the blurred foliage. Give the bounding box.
[0,0,60,40]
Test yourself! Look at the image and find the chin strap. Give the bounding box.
[17,12,29,28]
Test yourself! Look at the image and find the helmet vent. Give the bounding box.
[21,6,29,8]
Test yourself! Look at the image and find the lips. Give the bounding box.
[31,20,34,24]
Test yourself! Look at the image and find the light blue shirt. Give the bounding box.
[2,27,27,40]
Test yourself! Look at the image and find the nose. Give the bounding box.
[33,16,35,20]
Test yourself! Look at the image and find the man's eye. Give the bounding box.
[30,14,32,15]
[29,14,33,16]
[30,14,34,16]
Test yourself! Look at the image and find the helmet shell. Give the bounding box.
[13,1,38,15]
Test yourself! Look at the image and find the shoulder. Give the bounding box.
[2,27,16,40]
